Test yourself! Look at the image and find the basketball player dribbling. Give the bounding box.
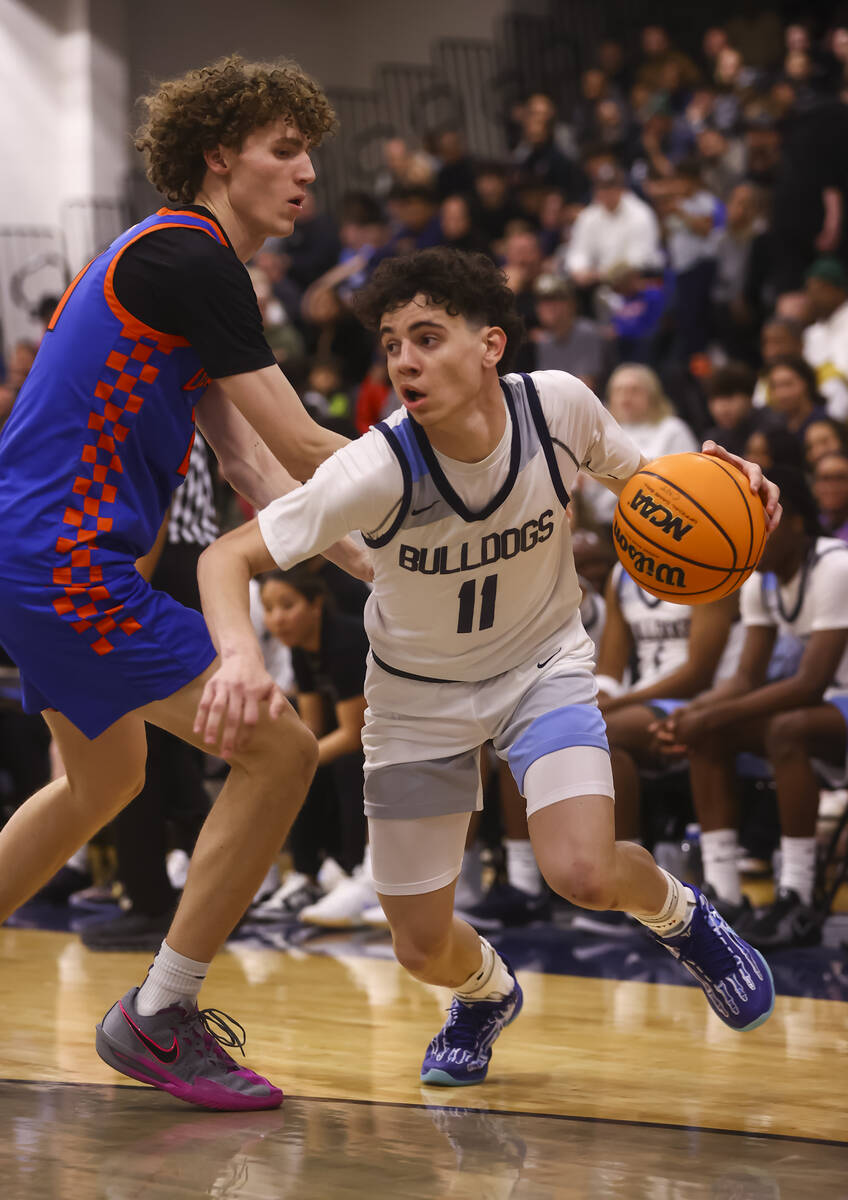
[0,55,371,1110]
[197,248,782,1086]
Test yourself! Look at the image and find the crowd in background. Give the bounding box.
[3,11,848,949]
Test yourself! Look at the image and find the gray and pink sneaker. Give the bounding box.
[95,987,283,1111]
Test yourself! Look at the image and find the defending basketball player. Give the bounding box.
[0,56,371,1111]
[196,248,781,1086]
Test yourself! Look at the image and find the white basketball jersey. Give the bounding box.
[258,370,641,684]
[612,562,691,688]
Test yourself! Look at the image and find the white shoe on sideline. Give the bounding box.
[316,857,347,894]
[361,903,389,928]
[299,865,378,928]
[166,850,190,891]
[251,862,280,907]
[249,872,323,922]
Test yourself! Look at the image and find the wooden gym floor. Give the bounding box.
[1,914,847,1199]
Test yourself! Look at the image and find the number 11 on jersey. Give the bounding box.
[457,574,498,634]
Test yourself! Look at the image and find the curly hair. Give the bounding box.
[352,248,526,374]
[135,54,336,204]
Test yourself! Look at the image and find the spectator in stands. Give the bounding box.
[711,181,766,362]
[511,93,588,203]
[766,355,828,440]
[303,357,351,422]
[377,185,442,260]
[472,162,525,246]
[660,159,723,360]
[704,362,780,458]
[803,415,848,470]
[0,339,38,430]
[579,364,698,526]
[561,163,663,287]
[812,450,848,542]
[742,115,782,190]
[743,423,805,473]
[334,192,388,300]
[700,27,729,79]
[374,136,436,199]
[433,127,476,200]
[300,280,375,390]
[598,265,667,366]
[658,468,848,949]
[277,191,341,291]
[438,194,492,257]
[636,26,700,94]
[526,274,607,389]
[751,317,804,406]
[247,265,306,369]
[769,80,848,293]
[696,124,746,201]
[500,227,543,331]
[802,257,848,421]
[354,351,399,435]
[597,39,632,96]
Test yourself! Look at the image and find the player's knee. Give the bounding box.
[391,923,451,976]
[543,857,616,910]
[233,710,318,783]
[764,710,809,759]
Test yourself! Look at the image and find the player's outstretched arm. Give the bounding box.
[195,519,283,757]
[209,365,347,483]
[196,384,372,583]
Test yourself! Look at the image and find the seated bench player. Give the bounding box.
[194,248,781,1086]
[657,467,848,949]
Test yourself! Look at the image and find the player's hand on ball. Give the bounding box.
[700,440,782,534]
[194,653,287,758]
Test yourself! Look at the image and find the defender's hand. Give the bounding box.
[194,654,287,758]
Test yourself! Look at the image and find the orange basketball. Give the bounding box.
[613,452,768,605]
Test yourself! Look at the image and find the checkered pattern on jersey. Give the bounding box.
[51,329,174,656]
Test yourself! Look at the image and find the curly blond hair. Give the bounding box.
[135,54,336,204]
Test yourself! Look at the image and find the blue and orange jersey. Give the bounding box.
[0,209,225,584]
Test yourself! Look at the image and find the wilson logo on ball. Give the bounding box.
[628,487,694,542]
[613,521,687,587]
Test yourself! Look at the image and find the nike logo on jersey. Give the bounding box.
[537,648,560,669]
[120,1004,180,1063]
[411,501,438,516]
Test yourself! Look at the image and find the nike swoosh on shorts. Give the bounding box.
[537,648,561,669]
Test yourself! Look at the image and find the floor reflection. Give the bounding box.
[1,1082,845,1200]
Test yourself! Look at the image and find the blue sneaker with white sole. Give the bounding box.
[653,884,775,1031]
[420,960,523,1086]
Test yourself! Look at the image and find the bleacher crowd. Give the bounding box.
[3,13,848,954]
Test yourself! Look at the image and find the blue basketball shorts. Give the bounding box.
[0,566,216,739]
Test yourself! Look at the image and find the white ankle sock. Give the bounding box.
[779,836,816,905]
[700,828,742,905]
[505,839,543,896]
[634,870,696,937]
[136,940,210,1016]
[454,937,514,1002]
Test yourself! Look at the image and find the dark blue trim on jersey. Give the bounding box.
[520,373,570,512]
[362,422,412,549]
[392,416,429,482]
[405,381,522,523]
[371,651,461,684]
